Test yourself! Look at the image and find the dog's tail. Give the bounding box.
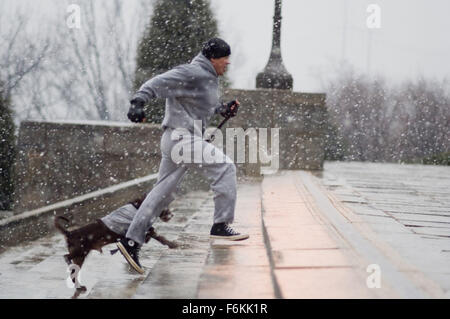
[54,216,71,236]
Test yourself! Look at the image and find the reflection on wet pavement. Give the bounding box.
[0,191,211,299]
[2,162,448,298]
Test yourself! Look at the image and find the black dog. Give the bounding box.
[55,196,177,294]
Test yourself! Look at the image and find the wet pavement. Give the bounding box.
[0,181,274,299]
[197,182,274,299]
[0,162,449,298]
[320,162,450,297]
[0,191,209,299]
[261,171,378,298]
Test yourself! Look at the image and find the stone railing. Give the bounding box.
[13,89,327,213]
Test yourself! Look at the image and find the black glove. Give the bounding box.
[220,100,239,118]
[127,97,146,123]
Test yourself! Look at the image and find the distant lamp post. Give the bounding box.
[256,0,293,90]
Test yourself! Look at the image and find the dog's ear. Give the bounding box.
[159,209,173,222]
[129,194,147,209]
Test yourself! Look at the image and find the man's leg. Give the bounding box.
[193,137,248,240]
[125,155,186,245]
[199,159,237,225]
[118,128,246,273]
[116,152,186,274]
[101,204,138,237]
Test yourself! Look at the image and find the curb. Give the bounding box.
[260,193,283,299]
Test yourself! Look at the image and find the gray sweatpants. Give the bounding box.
[123,127,237,245]
[101,204,138,236]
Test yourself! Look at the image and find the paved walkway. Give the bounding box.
[0,162,449,298]
[321,162,450,298]
[261,171,383,298]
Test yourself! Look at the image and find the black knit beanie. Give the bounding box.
[202,38,231,59]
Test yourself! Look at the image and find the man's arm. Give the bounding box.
[132,65,195,104]
[128,65,196,123]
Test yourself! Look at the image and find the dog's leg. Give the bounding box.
[144,228,155,244]
[70,256,87,293]
[151,229,178,249]
[64,254,72,266]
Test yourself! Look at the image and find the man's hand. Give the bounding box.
[221,99,240,118]
[127,97,147,123]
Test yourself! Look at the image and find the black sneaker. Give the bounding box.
[210,223,249,241]
[116,238,145,274]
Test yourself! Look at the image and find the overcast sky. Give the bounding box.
[211,0,450,92]
[2,0,450,93]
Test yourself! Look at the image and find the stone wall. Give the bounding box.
[13,89,327,213]
[13,121,208,212]
[222,88,327,170]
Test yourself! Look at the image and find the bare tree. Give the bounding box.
[4,0,151,123]
[44,0,151,121]
[395,78,450,161]
[325,65,450,163]
[0,7,50,102]
[326,67,393,161]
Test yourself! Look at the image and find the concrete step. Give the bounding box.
[196,179,274,299]
[260,170,383,298]
[133,179,275,299]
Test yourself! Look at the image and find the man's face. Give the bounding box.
[210,56,230,76]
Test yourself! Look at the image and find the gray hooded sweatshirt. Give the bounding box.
[133,53,226,133]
